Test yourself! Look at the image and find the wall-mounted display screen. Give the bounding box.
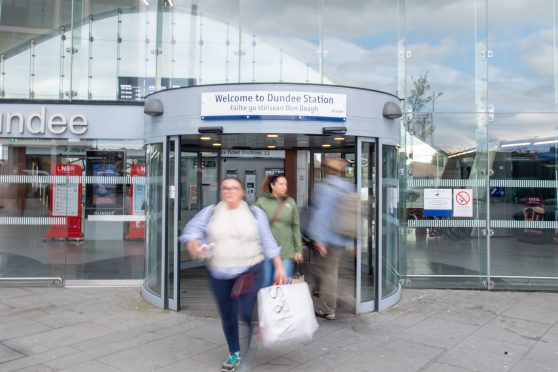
[85,150,126,216]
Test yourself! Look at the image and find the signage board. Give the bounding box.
[453,189,473,217]
[423,188,452,217]
[44,163,83,240]
[201,91,346,122]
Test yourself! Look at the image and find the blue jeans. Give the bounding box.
[262,258,294,287]
[209,262,263,354]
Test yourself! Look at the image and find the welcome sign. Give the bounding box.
[201,91,346,122]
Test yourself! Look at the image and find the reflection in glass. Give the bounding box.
[382,145,398,298]
[360,141,375,303]
[145,143,163,296]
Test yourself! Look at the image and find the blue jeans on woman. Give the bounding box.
[262,258,294,287]
[209,262,263,354]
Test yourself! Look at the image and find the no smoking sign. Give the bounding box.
[453,189,473,217]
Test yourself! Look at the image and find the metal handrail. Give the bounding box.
[0,277,63,286]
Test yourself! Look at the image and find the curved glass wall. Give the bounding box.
[2,0,558,291]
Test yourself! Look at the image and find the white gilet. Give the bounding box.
[206,200,264,270]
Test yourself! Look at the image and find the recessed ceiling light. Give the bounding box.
[266,134,279,138]
[321,144,332,148]
[200,136,211,140]
[334,137,345,141]
[212,143,222,147]
[267,145,276,149]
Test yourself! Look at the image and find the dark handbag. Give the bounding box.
[231,273,255,299]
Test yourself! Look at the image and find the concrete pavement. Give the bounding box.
[1,286,558,371]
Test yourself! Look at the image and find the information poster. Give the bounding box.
[52,183,79,216]
[44,163,83,240]
[453,189,473,217]
[423,188,452,217]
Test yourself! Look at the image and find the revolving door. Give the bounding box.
[142,133,401,314]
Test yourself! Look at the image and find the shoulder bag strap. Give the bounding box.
[269,199,286,226]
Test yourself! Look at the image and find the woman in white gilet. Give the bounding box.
[180,177,285,372]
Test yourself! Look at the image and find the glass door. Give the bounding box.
[309,151,357,314]
[356,138,377,313]
[176,144,219,311]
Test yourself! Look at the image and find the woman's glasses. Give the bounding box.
[221,186,241,192]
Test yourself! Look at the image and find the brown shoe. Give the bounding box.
[315,310,335,320]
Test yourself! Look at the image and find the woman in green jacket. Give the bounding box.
[256,173,303,287]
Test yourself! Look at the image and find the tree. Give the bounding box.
[405,72,443,142]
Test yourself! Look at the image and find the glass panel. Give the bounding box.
[178,144,219,310]
[71,1,142,100]
[488,0,556,112]
[201,152,219,207]
[145,143,163,296]
[0,139,145,282]
[70,141,145,280]
[0,1,72,99]
[382,144,399,298]
[405,0,479,113]
[119,4,155,100]
[489,113,558,289]
[240,0,321,83]
[360,141,376,303]
[322,1,398,93]
[0,140,66,281]
[179,151,199,263]
[404,113,488,288]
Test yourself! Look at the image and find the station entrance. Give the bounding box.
[141,83,401,314]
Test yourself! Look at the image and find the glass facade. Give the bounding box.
[0,0,557,291]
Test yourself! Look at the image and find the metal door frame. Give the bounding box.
[356,136,378,313]
[167,136,181,310]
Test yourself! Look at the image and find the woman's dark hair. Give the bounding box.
[262,173,286,193]
[220,176,245,192]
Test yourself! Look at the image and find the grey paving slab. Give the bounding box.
[0,343,24,363]
[521,330,558,366]
[503,300,558,325]
[1,287,558,371]
[57,360,123,372]
[335,337,444,372]
[420,362,473,371]
[11,365,54,372]
[97,332,220,372]
[473,315,551,346]
[400,318,478,348]
[0,315,52,341]
[155,357,217,372]
[32,308,93,329]
[4,322,113,354]
[437,335,530,371]
[510,358,556,372]
[43,335,146,370]
[0,346,77,372]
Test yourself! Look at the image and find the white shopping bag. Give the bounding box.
[257,282,319,347]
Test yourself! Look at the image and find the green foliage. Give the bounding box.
[405,72,443,142]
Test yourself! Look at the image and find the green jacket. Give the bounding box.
[255,193,302,259]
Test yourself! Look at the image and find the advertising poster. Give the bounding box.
[85,150,126,216]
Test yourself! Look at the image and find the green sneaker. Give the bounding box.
[221,353,241,371]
